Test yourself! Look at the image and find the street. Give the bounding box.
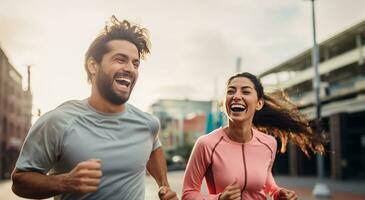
[1,171,365,200]
[0,171,196,200]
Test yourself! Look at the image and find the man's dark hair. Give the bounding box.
[84,15,151,82]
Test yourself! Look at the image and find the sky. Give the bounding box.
[1,0,365,117]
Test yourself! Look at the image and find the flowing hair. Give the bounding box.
[227,72,326,157]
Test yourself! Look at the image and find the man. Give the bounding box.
[11,16,178,200]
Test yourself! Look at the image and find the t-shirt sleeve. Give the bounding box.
[264,139,281,199]
[149,116,161,151]
[15,112,66,174]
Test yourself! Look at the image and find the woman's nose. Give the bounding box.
[232,94,241,100]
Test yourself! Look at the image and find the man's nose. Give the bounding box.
[123,61,134,72]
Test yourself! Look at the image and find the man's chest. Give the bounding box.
[54,122,154,174]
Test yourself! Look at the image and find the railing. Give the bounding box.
[274,45,365,89]
[288,76,365,107]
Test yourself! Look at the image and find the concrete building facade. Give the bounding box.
[0,47,32,179]
[259,20,365,180]
[149,99,214,149]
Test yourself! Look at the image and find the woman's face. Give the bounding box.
[225,77,264,123]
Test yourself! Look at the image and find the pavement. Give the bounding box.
[274,176,365,200]
[1,171,365,200]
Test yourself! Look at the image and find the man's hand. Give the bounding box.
[158,186,178,200]
[63,159,103,194]
[219,179,241,200]
[278,188,298,200]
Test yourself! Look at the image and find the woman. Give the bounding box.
[182,72,324,200]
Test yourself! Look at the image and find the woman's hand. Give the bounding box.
[219,179,241,200]
[278,188,298,200]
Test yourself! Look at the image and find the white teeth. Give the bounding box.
[230,104,245,109]
[115,78,132,84]
[115,77,131,83]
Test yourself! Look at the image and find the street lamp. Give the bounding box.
[236,57,242,73]
[304,0,331,197]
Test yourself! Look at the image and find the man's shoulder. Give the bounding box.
[38,100,86,126]
[127,104,158,122]
[126,104,160,132]
[55,99,87,112]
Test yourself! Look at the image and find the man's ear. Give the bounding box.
[87,57,98,76]
[256,98,264,111]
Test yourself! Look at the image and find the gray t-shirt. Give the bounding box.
[16,99,161,200]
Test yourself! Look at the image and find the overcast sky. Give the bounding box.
[1,0,365,116]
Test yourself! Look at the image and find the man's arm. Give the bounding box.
[146,147,178,200]
[12,159,102,199]
[146,147,169,187]
[12,169,67,199]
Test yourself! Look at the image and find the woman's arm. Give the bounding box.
[182,138,221,200]
[264,169,281,199]
[265,171,298,200]
[263,138,282,199]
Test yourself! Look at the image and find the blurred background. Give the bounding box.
[1,0,365,199]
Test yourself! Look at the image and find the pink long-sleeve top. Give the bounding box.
[182,127,281,200]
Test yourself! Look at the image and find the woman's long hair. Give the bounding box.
[227,72,326,157]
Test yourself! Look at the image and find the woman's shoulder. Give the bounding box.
[253,128,277,147]
[196,128,225,147]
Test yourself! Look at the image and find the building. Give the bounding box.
[259,20,365,180]
[149,99,216,149]
[0,47,32,179]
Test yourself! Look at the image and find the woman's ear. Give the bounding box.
[256,98,264,111]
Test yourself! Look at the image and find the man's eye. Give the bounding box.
[117,58,126,63]
[133,62,140,68]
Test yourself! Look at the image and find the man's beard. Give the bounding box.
[96,69,132,105]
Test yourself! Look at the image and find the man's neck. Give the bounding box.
[88,89,126,113]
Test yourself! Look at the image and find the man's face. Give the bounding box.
[94,40,140,105]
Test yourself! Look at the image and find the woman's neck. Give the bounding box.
[225,120,253,143]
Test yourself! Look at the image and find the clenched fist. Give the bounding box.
[278,188,298,200]
[158,186,178,200]
[62,159,103,194]
[219,179,241,200]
